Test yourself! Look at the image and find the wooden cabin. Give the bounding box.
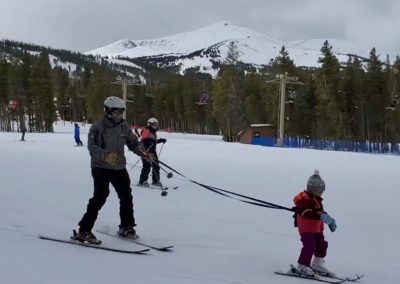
[237,124,276,146]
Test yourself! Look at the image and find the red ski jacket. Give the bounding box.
[293,191,324,234]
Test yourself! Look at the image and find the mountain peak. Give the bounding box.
[86,22,367,77]
[119,39,136,49]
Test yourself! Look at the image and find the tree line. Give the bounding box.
[1,39,399,143]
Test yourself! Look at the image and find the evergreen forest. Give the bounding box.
[1,39,400,143]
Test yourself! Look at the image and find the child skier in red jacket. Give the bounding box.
[293,170,337,277]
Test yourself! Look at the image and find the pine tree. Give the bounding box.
[269,46,300,136]
[0,61,10,131]
[391,56,400,142]
[86,66,115,122]
[342,56,365,140]
[29,51,56,132]
[244,73,265,124]
[315,40,342,138]
[52,67,69,122]
[279,70,318,138]
[364,48,388,141]
[213,41,246,140]
[271,46,296,75]
[382,54,397,142]
[225,41,240,65]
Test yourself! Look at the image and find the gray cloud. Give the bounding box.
[1,0,399,57]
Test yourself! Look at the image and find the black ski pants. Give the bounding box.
[75,137,83,146]
[139,153,160,184]
[78,168,136,232]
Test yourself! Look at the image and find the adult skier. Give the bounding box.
[20,119,27,141]
[74,123,83,146]
[74,96,149,243]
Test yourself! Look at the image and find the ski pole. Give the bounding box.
[151,166,168,197]
[128,158,141,172]
[134,127,141,138]
[158,163,173,178]
[127,143,155,172]
[158,142,165,158]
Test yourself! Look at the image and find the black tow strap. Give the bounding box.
[157,160,294,212]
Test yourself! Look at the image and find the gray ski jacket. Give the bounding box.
[88,115,145,170]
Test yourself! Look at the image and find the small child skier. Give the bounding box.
[138,117,167,187]
[292,170,337,277]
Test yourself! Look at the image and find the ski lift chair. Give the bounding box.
[385,100,397,111]
[127,94,135,103]
[285,90,296,104]
[196,92,209,105]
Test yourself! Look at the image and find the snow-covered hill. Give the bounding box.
[0,123,398,284]
[86,21,370,76]
[0,40,144,80]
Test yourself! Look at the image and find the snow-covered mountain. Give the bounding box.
[86,21,370,76]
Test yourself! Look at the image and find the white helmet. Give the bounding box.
[104,96,126,110]
[147,117,159,130]
[147,117,158,124]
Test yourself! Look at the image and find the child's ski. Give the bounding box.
[314,271,364,282]
[275,265,346,284]
[275,271,345,283]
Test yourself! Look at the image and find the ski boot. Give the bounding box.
[137,181,149,187]
[72,229,101,244]
[311,257,334,276]
[152,181,162,187]
[118,226,138,239]
[295,264,316,277]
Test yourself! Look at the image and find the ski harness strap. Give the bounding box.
[157,160,294,212]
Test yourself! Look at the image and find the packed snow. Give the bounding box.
[0,122,398,284]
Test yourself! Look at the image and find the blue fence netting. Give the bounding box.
[251,136,400,155]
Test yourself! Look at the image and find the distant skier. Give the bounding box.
[74,123,83,146]
[292,170,337,277]
[19,119,27,141]
[74,96,148,244]
[138,117,167,187]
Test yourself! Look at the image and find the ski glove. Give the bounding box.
[146,152,156,163]
[321,212,337,232]
[328,221,337,232]
[103,152,121,165]
[157,138,167,144]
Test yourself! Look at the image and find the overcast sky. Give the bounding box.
[1,0,399,57]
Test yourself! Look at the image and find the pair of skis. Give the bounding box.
[39,229,173,254]
[40,233,364,283]
[136,183,179,196]
[136,183,179,191]
[275,264,364,283]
